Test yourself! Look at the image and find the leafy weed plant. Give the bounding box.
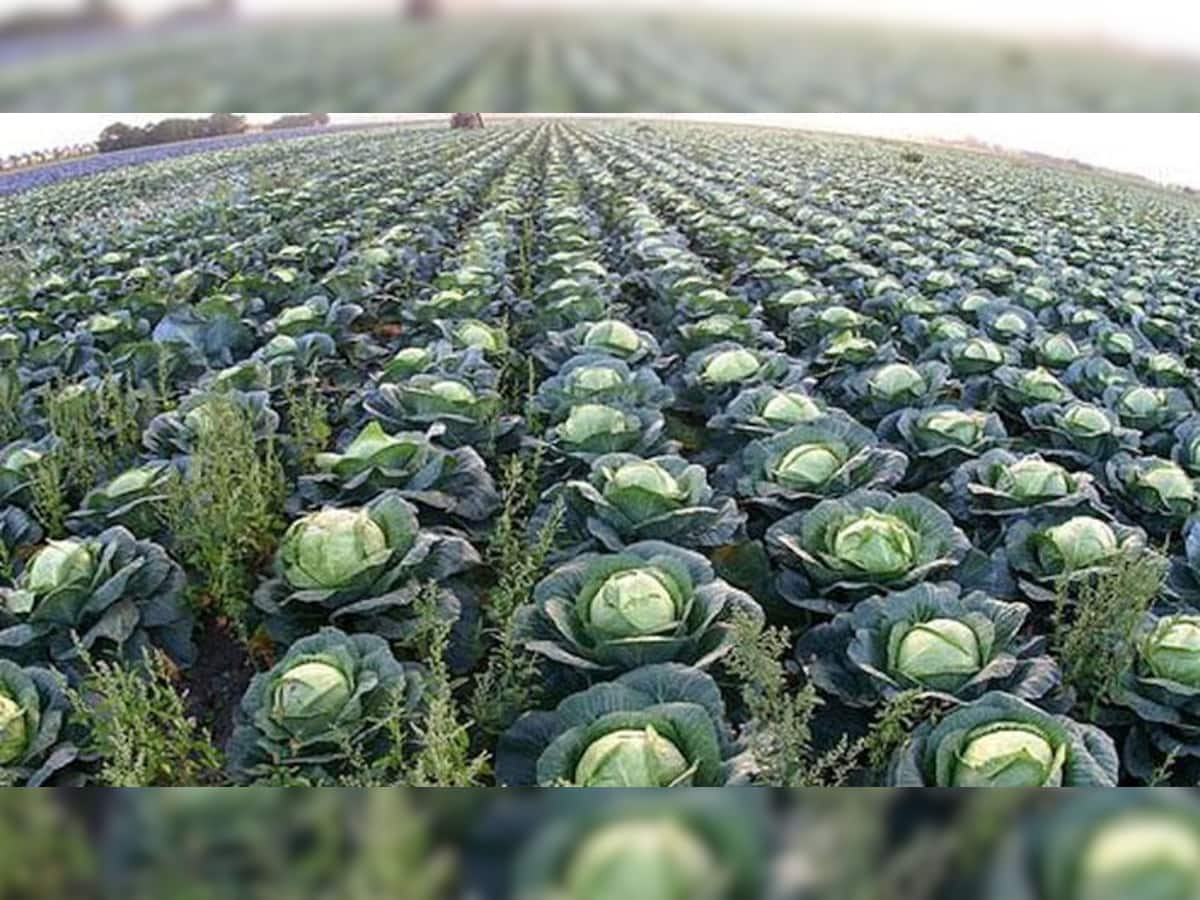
[167,394,287,630]
[69,645,223,787]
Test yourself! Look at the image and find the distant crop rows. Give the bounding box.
[0,123,400,198]
[1,121,1200,788]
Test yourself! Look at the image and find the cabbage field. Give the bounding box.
[1,120,1199,787]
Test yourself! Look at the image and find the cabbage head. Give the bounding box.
[515,541,762,673]
[227,628,424,782]
[888,691,1118,787]
[496,663,747,787]
[798,582,1060,706]
[766,490,969,611]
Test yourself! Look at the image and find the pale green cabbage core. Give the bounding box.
[1138,464,1196,505]
[429,380,476,405]
[923,410,985,445]
[574,726,693,787]
[0,693,27,765]
[584,320,640,354]
[589,569,679,639]
[26,539,94,594]
[774,444,841,488]
[702,349,760,385]
[832,511,917,575]
[895,618,982,685]
[998,459,1073,500]
[870,363,925,398]
[1044,516,1118,571]
[572,366,625,394]
[564,820,723,900]
[284,508,388,589]
[1063,404,1113,437]
[609,461,680,498]
[1076,815,1200,900]
[954,725,1057,787]
[1144,618,1200,688]
[560,405,632,443]
[761,392,819,424]
[271,660,352,730]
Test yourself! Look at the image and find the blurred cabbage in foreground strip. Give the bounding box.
[3,789,1200,899]
[0,11,1199,112]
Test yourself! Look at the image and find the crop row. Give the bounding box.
[1,120,1200,787]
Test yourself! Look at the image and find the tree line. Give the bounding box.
[97,114,330,154]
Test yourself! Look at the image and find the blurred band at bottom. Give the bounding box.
[1,788,1194,899]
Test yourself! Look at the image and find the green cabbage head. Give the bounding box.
[25,539,95,594]
[760,390,820,425]
[559,405,635,445]
[563,819,725,900]
[953,723,1065,787]
[104,464,166,498]
[1133,462,1196,510]
[572,366,626,394]
[832,511,918,575]
[280,508,392,590]
[997,459,1074,501]
[603,461,685,518]
[1119,386,1166,419]
[920,410,988,446]
[1038,516,1118,573]
[574,725,694,787]
[701,348,760,385]
[1020,368,1068,403]
[953,337,1003,371]
[1142,616,1200,688]
[892,618,983,692]
[588,569,683,640]
[270,659,353,738]
[584,320,642,356]
[869,363,926,400]
[1062,404,1114,438]
[316,421,421,473]
[773,443,843,489]
[0,691,27,765]
[1074,814,1200,900]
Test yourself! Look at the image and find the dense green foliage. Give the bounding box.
[0,120,1198,786]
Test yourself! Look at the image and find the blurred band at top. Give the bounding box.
[0,0,1198,111]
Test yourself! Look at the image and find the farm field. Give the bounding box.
[3,16,1200,112]
[1,119,1200,788]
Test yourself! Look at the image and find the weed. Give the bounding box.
[1148,745,1180,787]
[724,611,928,787]
[45,375,150,498]
[469,450,562,736]
[725,610,831,785]
[332,590,489,788]
[29,452,69,539]
[154,343,178,411]
[1052,548,1167,719]
[68,645,224,787]
[284,377,332,474]
[0,366,22,445]
[167,395,287,629]
[864,689,930,774]
[402,586,490,787]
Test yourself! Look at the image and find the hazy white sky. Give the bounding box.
[19,0,1200,55]
[2,114,1199,189]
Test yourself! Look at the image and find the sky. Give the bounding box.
[17,0,1200,56]
[3,114,1199,189]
